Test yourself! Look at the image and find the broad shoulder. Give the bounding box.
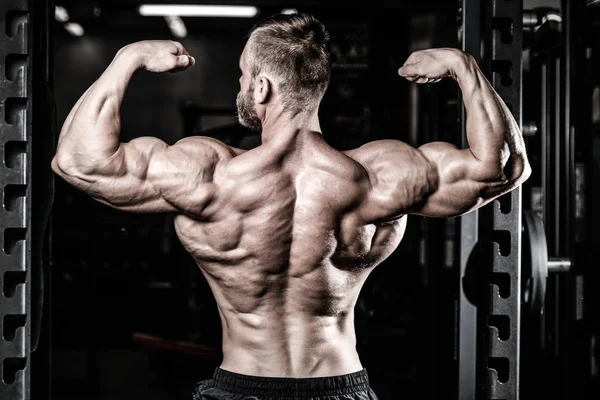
[169,136,248,160]
[341,140,423,186]
[342,140,416,164]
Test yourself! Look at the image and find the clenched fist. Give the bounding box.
[119,40,196,73]
[399,48,471,84]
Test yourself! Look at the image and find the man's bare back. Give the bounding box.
[173,130,406,377]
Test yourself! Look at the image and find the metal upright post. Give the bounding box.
[456,1,480,399]
[0,1,33,399]
[479,0,523,399]
[30,0,55,398]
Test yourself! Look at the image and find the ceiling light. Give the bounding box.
[165,15,187,38]
[64,22,84,37]
[138,4,258,18]
[55,5,69,22]
[281,8,298,15]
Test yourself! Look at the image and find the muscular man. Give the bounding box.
[52,12,530,400]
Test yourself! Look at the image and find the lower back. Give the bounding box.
[218,307,364,377]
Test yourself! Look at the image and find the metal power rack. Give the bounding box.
[457,0,523,399]
[0,1,33,399]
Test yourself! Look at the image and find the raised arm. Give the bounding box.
[51,40,234,215]
[349,48,531,221]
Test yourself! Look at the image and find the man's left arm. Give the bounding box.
[52,41,228,214]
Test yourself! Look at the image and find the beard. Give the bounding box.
[236,86,262,132]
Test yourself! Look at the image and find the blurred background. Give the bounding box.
[30,0,599,399]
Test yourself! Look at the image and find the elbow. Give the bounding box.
[483,154,531,196]
[488,156,530,197]
[51,151,95,181]
[51,156,62,176]
[51,152,72,178]
[520,160,532,183]
[507,153,531,186]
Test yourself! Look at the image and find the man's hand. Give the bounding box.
[398,48,469,84]
[119,40,196,73]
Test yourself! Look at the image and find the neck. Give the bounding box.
[260,106,321,145]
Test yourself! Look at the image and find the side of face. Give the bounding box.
[236,44,262,132]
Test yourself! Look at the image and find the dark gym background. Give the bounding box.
[17,0,598,399]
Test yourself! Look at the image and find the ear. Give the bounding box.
[253,75,271,104]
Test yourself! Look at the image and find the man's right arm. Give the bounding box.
[349,48,531,221]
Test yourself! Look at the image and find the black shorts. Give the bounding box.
[192,367,379,400]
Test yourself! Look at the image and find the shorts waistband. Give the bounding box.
[212,367,371,397]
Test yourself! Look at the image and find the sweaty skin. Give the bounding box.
[52,41,530,378]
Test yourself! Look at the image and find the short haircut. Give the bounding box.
[246,12,331,115]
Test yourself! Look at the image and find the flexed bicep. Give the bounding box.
[58,136,231,215]
[349,139,522,222]
[71,137,177,213]
[410,142,492,217]
[401,141,521,218]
